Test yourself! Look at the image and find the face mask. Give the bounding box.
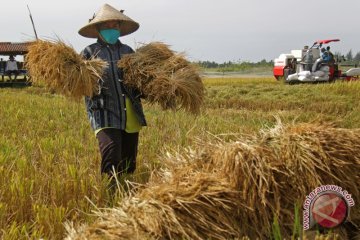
[99,29,120,44]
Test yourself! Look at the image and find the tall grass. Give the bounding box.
[0,78,359,239]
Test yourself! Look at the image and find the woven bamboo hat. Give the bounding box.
[79,4,139,38]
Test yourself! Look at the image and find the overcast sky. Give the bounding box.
[1,0,359,62]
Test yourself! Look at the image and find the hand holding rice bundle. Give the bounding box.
[26,39,204,113]
[25,40,107,100]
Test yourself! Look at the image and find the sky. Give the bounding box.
[1,0,359,63]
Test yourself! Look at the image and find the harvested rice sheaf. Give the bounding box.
[25,40,107,99]
[118,42,204,114]
[66,122,360,240]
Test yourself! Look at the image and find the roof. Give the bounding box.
[0,42,33,55]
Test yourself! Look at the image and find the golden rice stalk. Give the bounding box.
[118,42,204,114]
[66,122,360,239]
[25,39,107,99]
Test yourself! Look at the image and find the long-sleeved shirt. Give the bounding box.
[81,39,147,132]
[321,52,330,62]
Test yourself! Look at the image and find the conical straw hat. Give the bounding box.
[79,4,139,38]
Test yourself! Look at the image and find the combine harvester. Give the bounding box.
[273,39,360,83]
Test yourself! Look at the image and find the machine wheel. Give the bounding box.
[283,69,290,82]
[283,68,296,83]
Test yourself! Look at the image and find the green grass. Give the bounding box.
[1,78,360,239]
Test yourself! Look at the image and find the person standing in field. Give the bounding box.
[79,4,147,183]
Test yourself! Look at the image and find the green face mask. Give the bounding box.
[99,29,121,44]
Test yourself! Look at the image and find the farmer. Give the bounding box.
[326,46,335,64]
[5,55,19,81]
[320,48,330,63]
[79,4,147,183]
[312,48,330,72]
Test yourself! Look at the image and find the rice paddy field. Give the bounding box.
[0,77,360,239]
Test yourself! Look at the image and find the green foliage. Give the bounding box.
[354,52,360,62]
[292,203,302,240]
[195,59,273,73]
[272,216,282,240]
[346,49,353,61]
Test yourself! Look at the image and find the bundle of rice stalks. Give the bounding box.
[66,122,360,239]
[25,40,107,99]
[206,122,360,238]
[118,42,204,114]
[66,175,244,240]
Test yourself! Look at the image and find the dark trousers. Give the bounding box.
[6,70,18,80]
[96,128,139,177]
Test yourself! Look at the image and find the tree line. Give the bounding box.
[195,59,273,72]
[338,50,360,62]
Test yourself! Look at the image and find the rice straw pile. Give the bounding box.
[118,42,204,114]
[25,40,107,99]
[66,122,360,239]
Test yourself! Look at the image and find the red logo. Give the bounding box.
[311,193,348,228]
